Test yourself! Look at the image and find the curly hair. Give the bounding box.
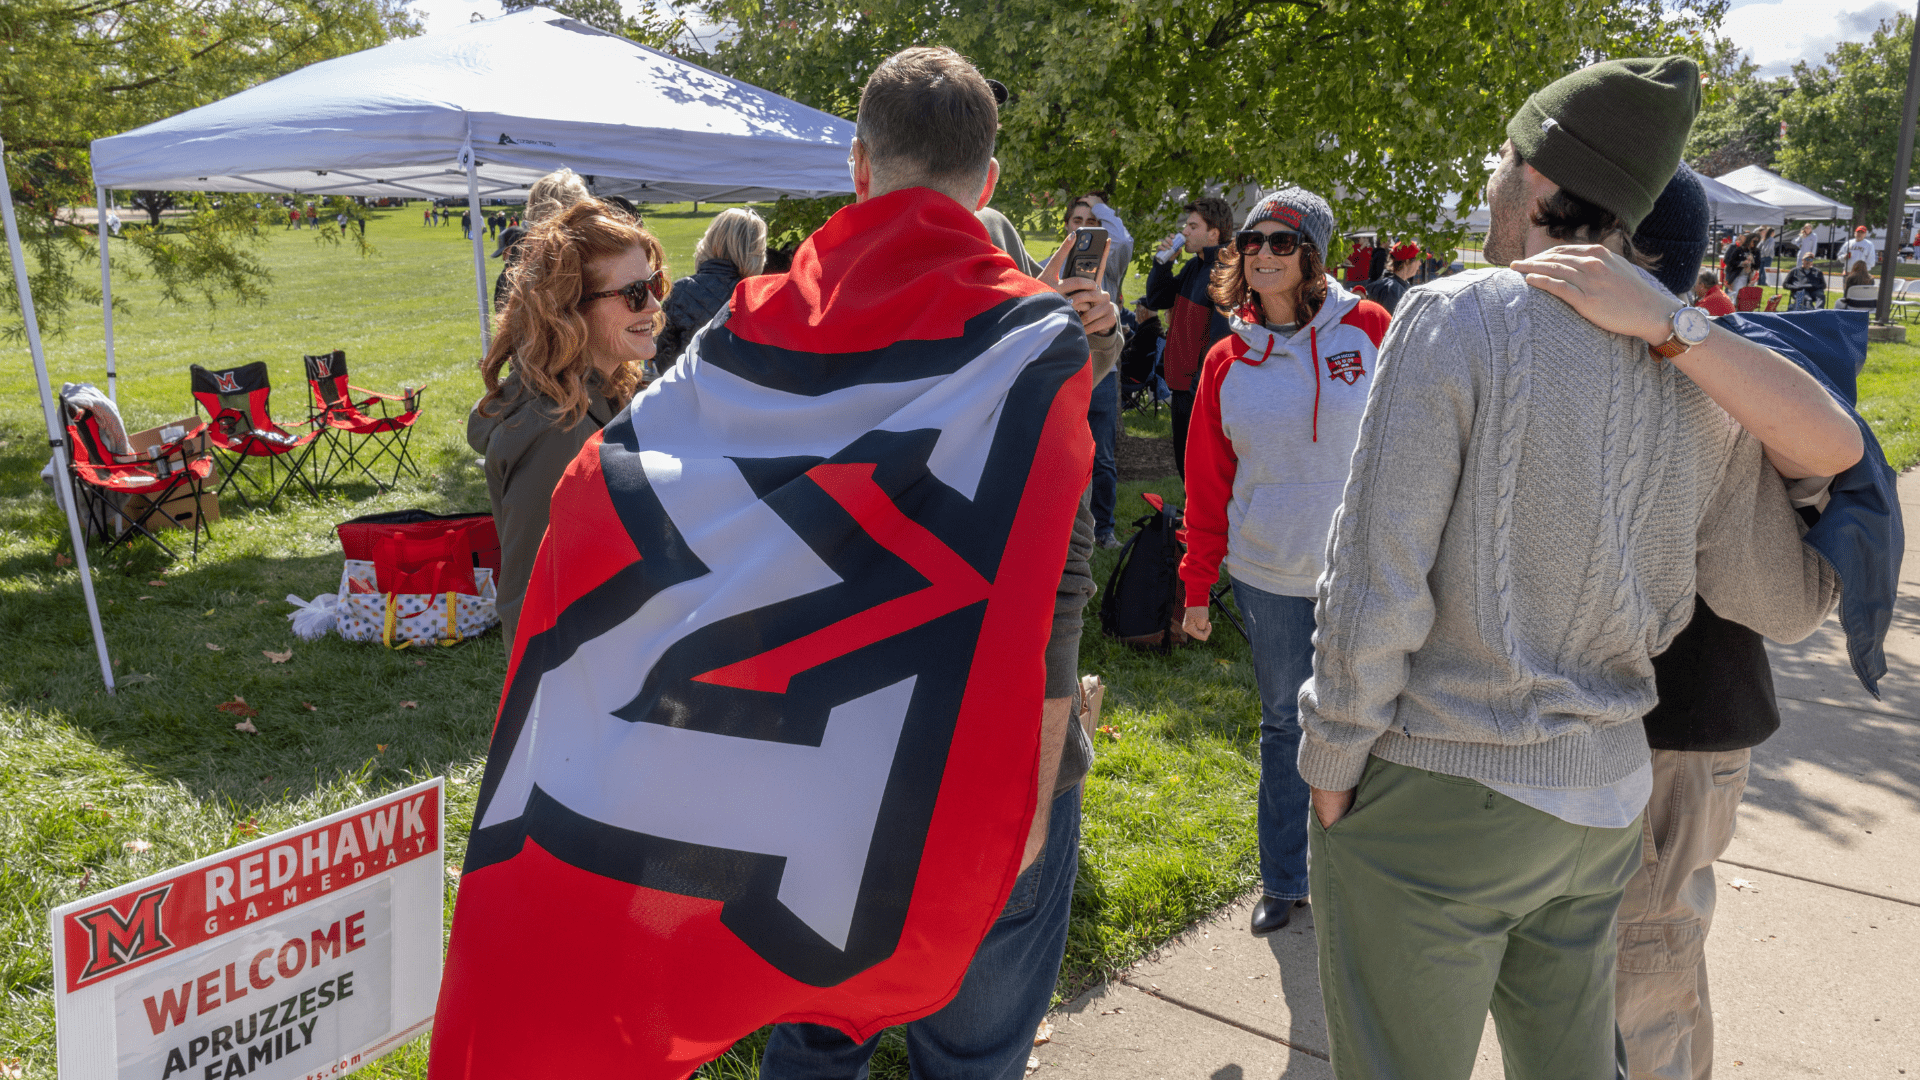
[1209,241,1330,327]
[477,199,667,428]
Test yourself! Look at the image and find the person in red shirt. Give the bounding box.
[1693,269,1735,315]
[1178,186,1390,937]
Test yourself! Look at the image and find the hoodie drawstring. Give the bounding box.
[1309,325,1321,443]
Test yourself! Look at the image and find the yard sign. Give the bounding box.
[51,778,444,1080]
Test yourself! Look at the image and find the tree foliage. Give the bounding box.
[0,0,418,337]
[501,0,688,50]
[1684,40,1787,177]
[687,0,1727,256]
[1776,12,1916,227]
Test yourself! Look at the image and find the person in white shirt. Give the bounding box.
[1840,225,1877,272]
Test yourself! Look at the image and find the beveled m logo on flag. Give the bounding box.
[214,371,241,393]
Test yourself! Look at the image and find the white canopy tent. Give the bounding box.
[88,6,856,393]
[1693,172,1785,227]
[1715,165,1850,221]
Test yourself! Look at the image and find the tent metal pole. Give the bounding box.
[96,183,118,404]
[1,139,117,693]
[1874,0,1920,326]
[463,139,491,354]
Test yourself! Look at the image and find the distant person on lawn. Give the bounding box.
[467,199,668,642]
[1693,270,1735,315]
[1141,195,1235,478]
[1784,251,1827,310]
[653,207,768,370]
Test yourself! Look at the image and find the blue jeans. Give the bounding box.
[1088,370,1119,538]
[1230,577,1315,901]
[760,786,1082,1080]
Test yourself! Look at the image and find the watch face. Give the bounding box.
[1674,306,1713,345]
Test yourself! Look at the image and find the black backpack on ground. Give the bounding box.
[1101,493,1190,650]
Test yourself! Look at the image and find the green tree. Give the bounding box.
[1685,40,1789,177]
[501,0,687,49]
[687,0,1728,256]
[0,0,418,338]
[1776,11,1915,226]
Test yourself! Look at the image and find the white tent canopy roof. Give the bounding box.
[1692,171,1785,227]
[90,7,856,202]
[1714,165,1849,220]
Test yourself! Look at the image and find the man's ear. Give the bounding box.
[851,138,873,203]
[973,158,1000,212]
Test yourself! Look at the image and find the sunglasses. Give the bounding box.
[581,270,668,312]
[1234,230,1301,257]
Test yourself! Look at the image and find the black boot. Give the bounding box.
[1250,894,1295,935]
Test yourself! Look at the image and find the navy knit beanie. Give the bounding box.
[1632,163,1709,297]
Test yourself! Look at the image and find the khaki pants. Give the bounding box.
[1615,748,1752,1080]
[1311,757,1642,1080]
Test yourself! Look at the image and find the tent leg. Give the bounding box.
[97,184,118,405]
[2,140,116,692]
[465,145,491,355]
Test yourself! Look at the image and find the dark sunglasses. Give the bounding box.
[1235,230,1301,257]
[581,270,668,312]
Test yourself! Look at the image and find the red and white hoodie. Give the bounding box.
[1179,277,1389,605]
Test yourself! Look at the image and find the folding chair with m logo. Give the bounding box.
[303,350,425,488]
[64,400,214,561]
[191,362,320,511]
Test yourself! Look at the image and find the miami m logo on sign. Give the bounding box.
[74,885,174,982]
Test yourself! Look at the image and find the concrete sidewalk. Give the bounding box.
[1033,475,1920,1078]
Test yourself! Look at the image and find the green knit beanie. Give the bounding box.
[1506,56,1702,232]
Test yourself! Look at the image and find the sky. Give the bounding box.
[1720,0,1908,75]
[400,0,1903,77]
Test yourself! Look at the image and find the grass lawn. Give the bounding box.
[0,203,1911,1078]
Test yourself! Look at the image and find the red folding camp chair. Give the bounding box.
[191,362,321,511]
[65,406,214,561]
[1735,286,1763,312]
[303,350,425,488]
[1764,294,1783,312]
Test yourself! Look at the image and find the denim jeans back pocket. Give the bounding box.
[998,849,1045,920]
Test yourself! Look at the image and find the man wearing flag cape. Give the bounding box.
[431,47,1116,1080]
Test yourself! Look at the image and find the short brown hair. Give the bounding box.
[1697,269,1719,291]
[858,47,997,193]
[1185,197,1235,246]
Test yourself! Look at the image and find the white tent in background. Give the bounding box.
[1693,172,1785,227]
[88,6,855,376]
[1715,165,1850,220]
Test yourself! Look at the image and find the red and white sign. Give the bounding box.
[52,779,444,1080]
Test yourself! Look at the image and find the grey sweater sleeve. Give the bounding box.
[1694,429,1842,643]
[1297,290,1481,791]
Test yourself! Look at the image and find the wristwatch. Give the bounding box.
[1649,305,1712,361]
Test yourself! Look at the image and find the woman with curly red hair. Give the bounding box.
[467,198,668,641]
[1178,186,1390,936]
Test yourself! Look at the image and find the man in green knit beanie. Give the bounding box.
[1297,57,1862,1079]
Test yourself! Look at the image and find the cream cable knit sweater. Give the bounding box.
[1298,268,1840,793]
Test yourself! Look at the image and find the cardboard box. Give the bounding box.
[119,490,219,532]
[124,417,209,465]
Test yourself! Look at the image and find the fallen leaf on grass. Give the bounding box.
[54,553,73,567]
[1216,658,1230,667]
[77,870,91,890]
[263,649,292,663]
[445,864,461,882]
[255,599,270,605]
[234,720,258,733]
[300,702,317,712]
[203,608,216,617]
[1032,1021,1053,1046]
[235,819,260,836]
[216,697,258,717]
[147,579,167,587]
[2,1057,23,1079]
[414,660,427,667]
[399,701,418,709]
[137,595,152,600]
[113,658,122,668]
[376,744,387,753]
[1096,724,1121,741]
[120,673,155,685]
[204,642,223,651]
[123,840,152,853]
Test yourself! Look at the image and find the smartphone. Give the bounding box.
[1065,227,1109,286]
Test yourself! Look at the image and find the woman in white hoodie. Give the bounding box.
[1179,187,1389,936]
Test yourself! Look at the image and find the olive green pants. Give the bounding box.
[1309,756,1643,1080]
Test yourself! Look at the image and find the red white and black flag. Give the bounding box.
[429,191,1093,1079]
